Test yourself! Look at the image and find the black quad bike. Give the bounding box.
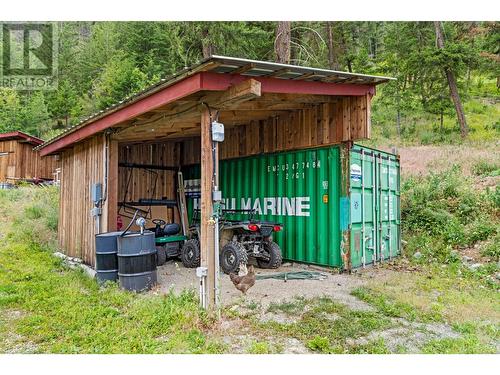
[180,209,283,274]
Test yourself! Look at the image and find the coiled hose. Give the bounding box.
[255,271,328,281]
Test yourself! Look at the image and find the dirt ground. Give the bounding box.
[155,260,372,310]
[380,143,500,178]
[152,260,475,354]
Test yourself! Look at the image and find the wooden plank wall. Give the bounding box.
[182,96,368,165]
[0,140,59,182]
[59,135,106,266]
[35,151,60,180]
[118,142,180,224]
[0,140,17,182]
[16,143,60,180]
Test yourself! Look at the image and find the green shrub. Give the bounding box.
[466,219,497,245]
[481,234,500,261]
[307,336,331,353]
[24,204,44,219]
[402,166,498,262]
[486,186,500,209]
[472,160,500,176]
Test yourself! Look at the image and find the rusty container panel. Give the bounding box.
[183,146,343,267]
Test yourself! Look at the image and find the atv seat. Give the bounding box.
[147,222,181,237]
[163,223,180,236]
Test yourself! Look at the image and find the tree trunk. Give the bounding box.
[325,22,340,70]
[201,27,215,58]
[275,21,291,64]
[434,21,469,138]
[440,109,444,133]
[396,94,401,138]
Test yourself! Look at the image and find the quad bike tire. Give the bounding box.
[156,245,167,266]
[181,239,200,268]
[257,241,283,269]
[220,241,248,274]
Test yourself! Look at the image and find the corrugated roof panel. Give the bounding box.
[36,55,395,152]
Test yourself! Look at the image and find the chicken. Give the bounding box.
[229,265,256,295]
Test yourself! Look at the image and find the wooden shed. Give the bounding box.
[37,56,393,306]
[0,131,59,183]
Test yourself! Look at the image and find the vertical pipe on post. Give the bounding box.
[361,149,365,268]
[200,107,216,309]
[106,139,118,232]
[388,157,392,260]
[372,153,377,265]
[378,154,383,262]
[213,139,221,313]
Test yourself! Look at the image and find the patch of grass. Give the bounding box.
[351,287,442,323]
[256,296,394,354]
[348,338,391,354]
[481,234,500,261]
[246,341,273,354]
[370,95,500,145]
[360,264,500,328]
[421,336,496,354]
[267,296,307,315]
[402,166,499,271]
[245,301,261,311]
[0,187,222,354]
[472,160,500,177]
[306,336,334,353]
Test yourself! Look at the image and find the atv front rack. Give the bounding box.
[191,208,258,222]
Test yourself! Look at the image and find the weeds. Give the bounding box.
[267,297,307,315]
[351,287,442,323]
[401,166,499,268]
[0,187,222,354]
[472,160,500,177]
[255,296,394,354]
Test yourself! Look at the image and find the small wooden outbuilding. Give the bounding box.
[0,131,59,183]
[37,56,394,307]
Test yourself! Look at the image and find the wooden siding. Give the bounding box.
[182,96,368,165]
[0,139,59,182]
[59,135,107,266]
[118,142,180,225]
[0,140,17,182]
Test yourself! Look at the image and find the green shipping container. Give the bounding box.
[183,143,400,270]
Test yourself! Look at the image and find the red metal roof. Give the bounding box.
[0,131,44,146]
[37,56,394,156]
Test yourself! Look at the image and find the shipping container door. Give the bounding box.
[350,145,400,268]
[377,151,401,261]
[349,147,377,267]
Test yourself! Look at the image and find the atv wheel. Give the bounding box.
[257,241,282,269]
[156,245,167,266]
[181,239,200,268]
[220,241,248,274]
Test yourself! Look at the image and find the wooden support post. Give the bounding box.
[200,107,216,309]
[106,138,118,231]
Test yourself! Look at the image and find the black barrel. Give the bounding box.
[95,231,122,284]
[117,231,157,292]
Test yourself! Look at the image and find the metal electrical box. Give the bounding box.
[91,183,102,204]
[211,121,225,142]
